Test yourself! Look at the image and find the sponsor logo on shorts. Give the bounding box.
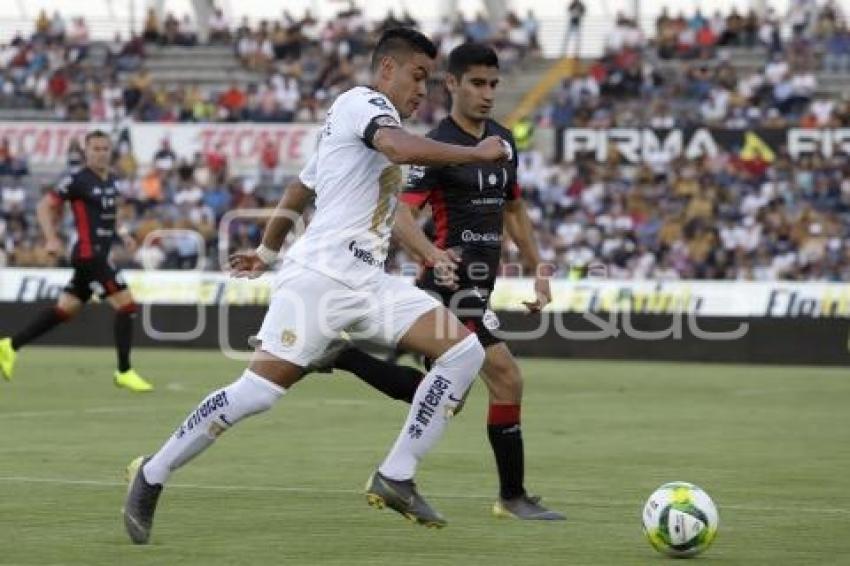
[414,375,452,429]
[461,230,502,243]
[175,391,229,438]
[348,240,384,268]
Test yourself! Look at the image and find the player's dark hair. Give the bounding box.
[371,27,437,72]
[447,43,500,79]
[84,130,111,144]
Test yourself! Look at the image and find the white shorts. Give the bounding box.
[255,260,441,367]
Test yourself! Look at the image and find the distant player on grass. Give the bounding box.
[122,28,511,543]
[0,130,153,393]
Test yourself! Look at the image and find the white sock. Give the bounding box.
[143,370,285,485]
[379,334,485,481]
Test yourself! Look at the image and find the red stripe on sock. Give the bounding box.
[488,403,521,426]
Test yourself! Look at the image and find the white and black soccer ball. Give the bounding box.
[642,481,719,558]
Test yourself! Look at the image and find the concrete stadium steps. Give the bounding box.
[126,45,264,91]
[502,57,578,126]
[496,58,561,123]
[816,74,850,99]
[0,107,56,121]
[133,68,264,86]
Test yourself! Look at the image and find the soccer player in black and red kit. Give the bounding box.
[0,131,153,392]
[327,43,565,519]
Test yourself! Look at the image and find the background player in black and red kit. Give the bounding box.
[0,131,154,393]
[328,43,565,520]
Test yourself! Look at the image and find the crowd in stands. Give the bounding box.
[0,11,146,120]
[530,0,850,280]
[510,145,850,281]
[545,2,849,132]
[0,132,283,270]
[0,6,540,125]
[3,3,850,280]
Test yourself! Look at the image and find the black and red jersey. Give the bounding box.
[52,167,119,261]
[400,116,520,288]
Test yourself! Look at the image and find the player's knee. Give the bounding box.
[503,365,524,400]
[485,354,523,402]
[53,305,75,321]
[116,302,139,316]
[57,298,82,318]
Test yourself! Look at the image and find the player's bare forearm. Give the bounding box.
[505,199,541,272]
[392,202,437,263]
[36,194,62,243]
[261,179,314,252]
[392,202,459,288]
[373,127,506,166]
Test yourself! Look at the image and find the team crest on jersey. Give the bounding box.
[280,330,297,347]
[482,309,501,331]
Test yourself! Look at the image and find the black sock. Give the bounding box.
[11,306,70,350]
[487,403,526,500]
[334,347,424,403]
[114,306,137,373]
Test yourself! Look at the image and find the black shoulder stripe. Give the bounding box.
[363,114,401,149]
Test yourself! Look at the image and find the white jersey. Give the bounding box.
[285,86,404,288]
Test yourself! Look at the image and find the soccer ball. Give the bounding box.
[642,481,719,558]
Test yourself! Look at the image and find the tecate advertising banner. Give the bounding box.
[0,121,320,172]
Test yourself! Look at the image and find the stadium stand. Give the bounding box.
[1,3,850,281]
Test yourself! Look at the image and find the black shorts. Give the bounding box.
[417,269,502,349]
[63,257,128,302]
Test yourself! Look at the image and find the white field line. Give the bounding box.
[0,476,847,516]
[0,398,379,419]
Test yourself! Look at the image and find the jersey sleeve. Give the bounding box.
[298,152,318,189]
[52,174,80,202]
[400,164,442,208]
[345,92,402,149]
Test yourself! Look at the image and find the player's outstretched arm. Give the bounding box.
[373,127,510,166]
[392,202,459,288]
[229,179,314,278]
[505,199,551,313]
[36,193,64,256]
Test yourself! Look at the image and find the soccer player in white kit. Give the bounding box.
[122,28,511,543]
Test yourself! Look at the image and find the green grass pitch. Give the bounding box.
[1,347,848,564]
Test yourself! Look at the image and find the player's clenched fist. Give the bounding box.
[474,135,512,162]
